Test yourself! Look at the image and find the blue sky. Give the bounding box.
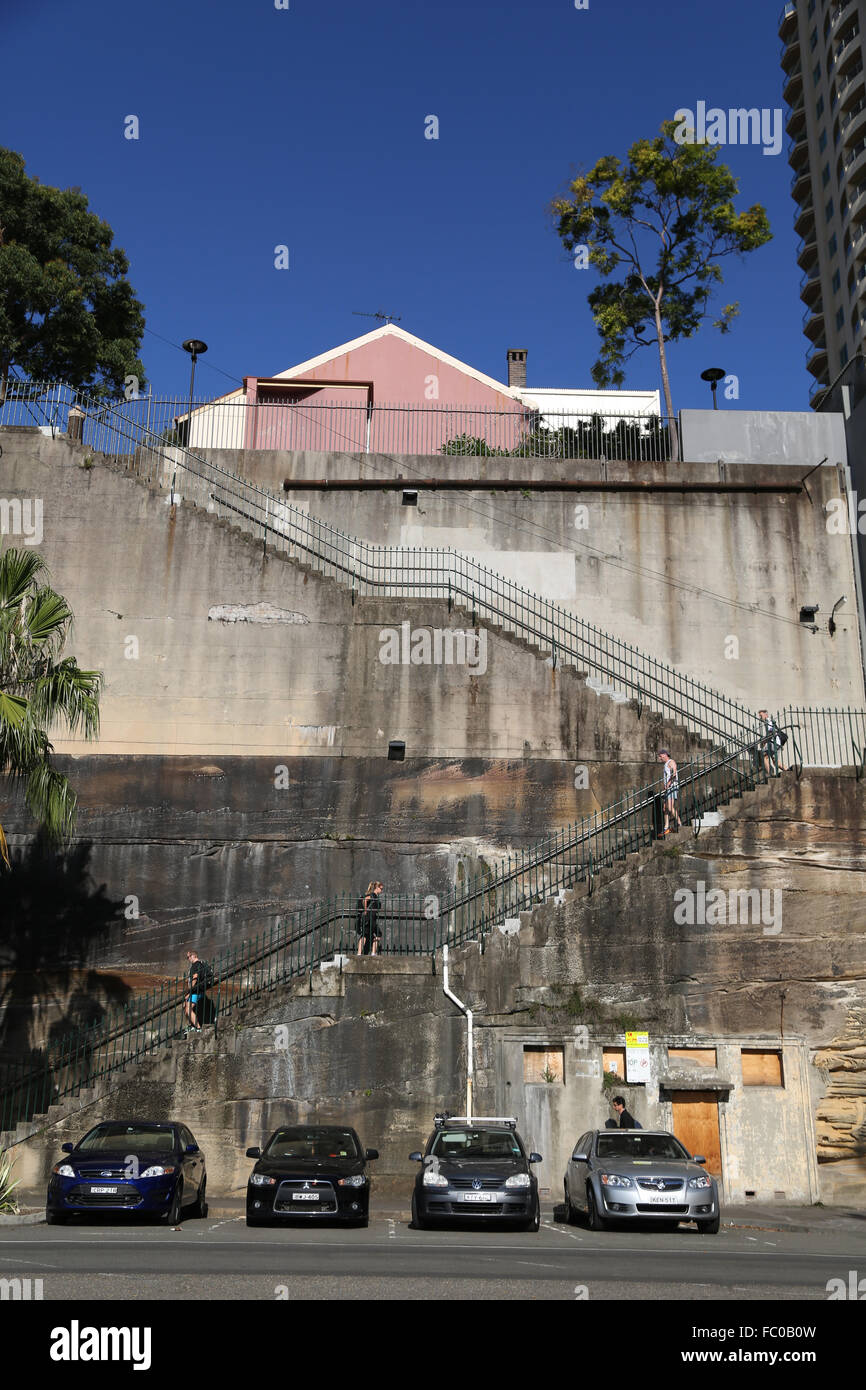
[3,0,807,410]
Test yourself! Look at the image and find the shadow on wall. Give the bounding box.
[0,835,130,1065]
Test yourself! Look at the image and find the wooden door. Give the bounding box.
[670,1091,722,1179]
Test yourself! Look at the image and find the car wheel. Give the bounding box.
[45,1205,66,1225]
[160,1184,183,1226]
[563,1183,575,1225]
[698,1214,721,1234]
[524,1204,540,1233]
[190,1177,207,1219]
[411,1193,427,1231]
[586,1185,607,1232]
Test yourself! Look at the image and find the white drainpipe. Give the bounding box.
[442,944,473,1121]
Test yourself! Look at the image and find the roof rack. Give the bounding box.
[433,1114,518,1129]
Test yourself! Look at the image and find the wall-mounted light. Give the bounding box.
[829,595,846,636]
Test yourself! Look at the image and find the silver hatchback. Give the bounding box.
[563,1129,720,1233]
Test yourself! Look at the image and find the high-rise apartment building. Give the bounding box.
[780,0,866,403]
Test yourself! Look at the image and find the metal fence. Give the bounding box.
[0,746,778,1135]
[0,379,674,461]
[1,380,865,769]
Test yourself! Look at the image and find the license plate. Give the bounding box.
[647,1194,679,1205]
[462,1191,494,1203]
[292,1192,320,1201]
[90,1186,118,1194]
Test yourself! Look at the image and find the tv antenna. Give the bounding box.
[353,310,402,325]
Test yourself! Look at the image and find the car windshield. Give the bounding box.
[596,1133,690,1161]
[77,1125,176,1155]
[430,1128,523,1160]
[263,1129,360,1160]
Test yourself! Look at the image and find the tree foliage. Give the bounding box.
[0,548,102,859]
[551,120,771,448]
[0,146,146,399]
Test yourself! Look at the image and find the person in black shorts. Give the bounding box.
[355,882,383,955]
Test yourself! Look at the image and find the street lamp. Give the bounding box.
[181,338,208,445]
[700,367,726,410]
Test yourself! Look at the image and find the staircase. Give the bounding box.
[2,384,866,1140]
[1,744,781,1143]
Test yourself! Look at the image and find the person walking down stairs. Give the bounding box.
[657,749,681,837]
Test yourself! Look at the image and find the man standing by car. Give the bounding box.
[612,1096,641,1129]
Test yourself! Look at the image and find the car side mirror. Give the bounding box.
[61,1143,74,1154]
[185,1143,199,1154]
[529,1152,543,1164]
[693,1154,707,1165]
[246,1147,261,1159]
[365,1149,379,1160]
[572,1152,588,1163]
[408,1151,423,1162]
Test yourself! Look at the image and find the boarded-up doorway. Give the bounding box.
[671,1091,722,1180]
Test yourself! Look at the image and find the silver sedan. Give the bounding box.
[563,1129,720,1233]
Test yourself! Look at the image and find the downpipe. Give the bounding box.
[442,944,472,1121]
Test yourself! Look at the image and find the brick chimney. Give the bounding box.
[507,349,527,390]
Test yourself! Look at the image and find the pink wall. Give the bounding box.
[242,334,529,453]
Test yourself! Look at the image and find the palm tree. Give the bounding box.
[0,548,101,864]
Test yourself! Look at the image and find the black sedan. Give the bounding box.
[410,1116,542,1232]
[245,1125,378,1227]
[46,1119,207,1225]
[563,1128,720,1233]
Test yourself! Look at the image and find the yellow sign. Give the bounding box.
[625,1031,648,1049]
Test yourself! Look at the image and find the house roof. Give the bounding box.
[272,323,524,400]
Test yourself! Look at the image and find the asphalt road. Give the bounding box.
[1,1206,865,1301]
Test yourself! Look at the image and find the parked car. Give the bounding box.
[245,1125,378,1227]
[46,1119,207,1225]
[563,1128,720,1233]
[410,1114,542,1232]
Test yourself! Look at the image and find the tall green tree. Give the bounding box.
[0,549,101,864]
[551,119,771,459]
[0,147,146,402]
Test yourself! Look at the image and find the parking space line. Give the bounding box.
[542,1220,583,1242]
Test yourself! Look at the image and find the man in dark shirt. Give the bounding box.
[612,1096,642,1129]
[183,949,204,1033]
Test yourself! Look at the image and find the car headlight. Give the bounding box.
[600,1173,633,1188]
[249,1173,277,1187]
[422,1171,449,1187]
[140,1165,176,1178]
[53,1164,75,1178]
[337,1174,367,1187]
[688,1175,712,1189]
[505,1173,531,1188]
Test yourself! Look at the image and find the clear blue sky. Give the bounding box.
[3,0,807,410]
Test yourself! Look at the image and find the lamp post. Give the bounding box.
[700,366,726,409]
[181,338,208,445]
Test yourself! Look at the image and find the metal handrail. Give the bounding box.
[2,380,864,766]
[0,744,781,1134]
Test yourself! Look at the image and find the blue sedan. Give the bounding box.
[46,1120,207,1225]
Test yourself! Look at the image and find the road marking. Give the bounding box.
[387,1219,396,1241]
[543,1221,583,1243]
[0,1239,860,1260]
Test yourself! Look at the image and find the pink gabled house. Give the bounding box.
[235,324,530,453]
